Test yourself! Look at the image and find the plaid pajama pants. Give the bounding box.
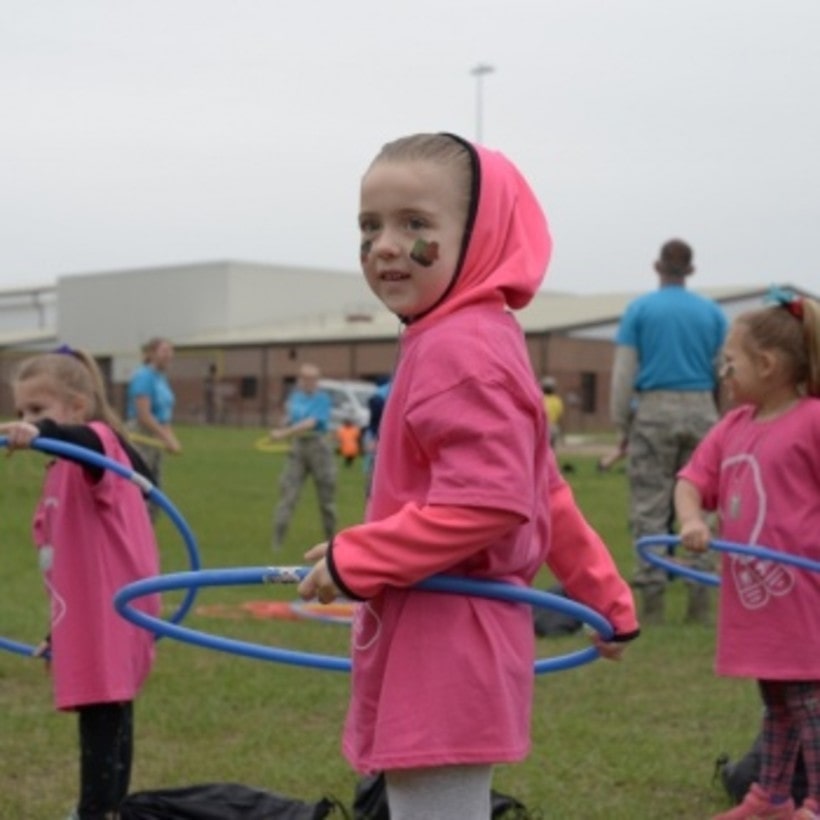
[758,679,820,803]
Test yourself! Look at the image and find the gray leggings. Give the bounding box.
[386,764,494,820]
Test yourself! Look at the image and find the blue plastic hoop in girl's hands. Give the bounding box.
[0,435,202,658]
[114,567,614,675]
[637,534,820,586]
[0,635,46,658]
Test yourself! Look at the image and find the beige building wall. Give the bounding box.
[3,262,814,434]
[56,260,377,358]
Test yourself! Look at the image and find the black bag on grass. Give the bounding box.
[352,772,533,819]
[118,782,343,820]
[532,584,581,638]
[715,733,808,805]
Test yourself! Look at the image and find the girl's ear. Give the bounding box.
[69,393,91,421]
[755,349,779,380]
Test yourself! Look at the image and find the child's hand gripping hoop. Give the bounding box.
[114,567,615,675]
[637,534,820,586]
[0,436,202,658]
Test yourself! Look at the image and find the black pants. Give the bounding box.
[77,701,134,819]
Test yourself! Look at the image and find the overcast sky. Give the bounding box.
[2,1,818,297]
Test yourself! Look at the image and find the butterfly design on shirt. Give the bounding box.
[722,453,796,609]
[731,557,795,610]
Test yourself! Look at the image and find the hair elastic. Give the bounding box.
[765,285,804,320]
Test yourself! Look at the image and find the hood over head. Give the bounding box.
[409,135,552,329]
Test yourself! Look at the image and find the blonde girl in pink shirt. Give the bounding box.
[676,294,820,819]
[297,133,639,819]
[1,349,160,820]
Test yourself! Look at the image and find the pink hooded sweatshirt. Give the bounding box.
[328,137,638,773]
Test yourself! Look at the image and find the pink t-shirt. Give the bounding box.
[678,398,820,679]
[33,422,160,710]
[336,304,551,772]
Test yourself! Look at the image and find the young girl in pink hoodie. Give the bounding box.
[298,133,639,818]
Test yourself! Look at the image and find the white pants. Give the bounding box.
[386,764,494,820]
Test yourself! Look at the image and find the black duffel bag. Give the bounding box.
[119,782,344,820]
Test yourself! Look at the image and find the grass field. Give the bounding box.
[0,425,759,818]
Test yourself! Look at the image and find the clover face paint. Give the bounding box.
[410,239,439,267]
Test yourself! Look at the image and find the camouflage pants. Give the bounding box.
[128,422,164,522]
[273,436,337,547]
[629,391,718,587]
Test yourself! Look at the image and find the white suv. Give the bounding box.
[319,379,377,430]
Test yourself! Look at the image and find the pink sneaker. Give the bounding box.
[795,799,820,819]
[712,783,794,819]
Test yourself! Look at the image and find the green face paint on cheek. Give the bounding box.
[410,239,439,267]
[360,239,373,264]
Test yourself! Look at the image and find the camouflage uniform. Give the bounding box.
[629,390,718,620]
[612,242,728,624]
[273,435,337,548]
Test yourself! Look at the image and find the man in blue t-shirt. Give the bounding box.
[269,363,337,551]
[611,239,728,625]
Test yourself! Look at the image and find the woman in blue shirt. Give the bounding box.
[126,337,181,518]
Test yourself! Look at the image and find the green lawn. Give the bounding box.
[0,426,758,818]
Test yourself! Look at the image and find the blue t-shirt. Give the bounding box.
[287,388,331,433]
[616,286,728,391]
[126,365,175,424]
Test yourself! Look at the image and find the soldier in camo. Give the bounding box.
[269,363,337,550]
[611,239,728,624]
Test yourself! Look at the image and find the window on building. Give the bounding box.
[580,372,597,414]
[240,376,258,399]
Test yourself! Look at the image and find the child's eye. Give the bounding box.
[406,216,427,231]
[359,217,380,233]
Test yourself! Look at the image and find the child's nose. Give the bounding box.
[373,229,401,258]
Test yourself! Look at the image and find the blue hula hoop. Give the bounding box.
[0,635,46,659]
[637,534,820,586]
[0,435,202,658]
[114,566,614,675]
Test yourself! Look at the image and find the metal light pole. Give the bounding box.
[470,63,495,144]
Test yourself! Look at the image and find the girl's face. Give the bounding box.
[358,159,467,319]
[13,376,86,425]
[720,324,765,407]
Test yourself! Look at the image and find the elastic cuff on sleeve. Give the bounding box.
[34,419,59,436]
[325,540,365,602]
[610,629,641,643]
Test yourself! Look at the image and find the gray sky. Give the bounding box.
[2,1,818,296]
